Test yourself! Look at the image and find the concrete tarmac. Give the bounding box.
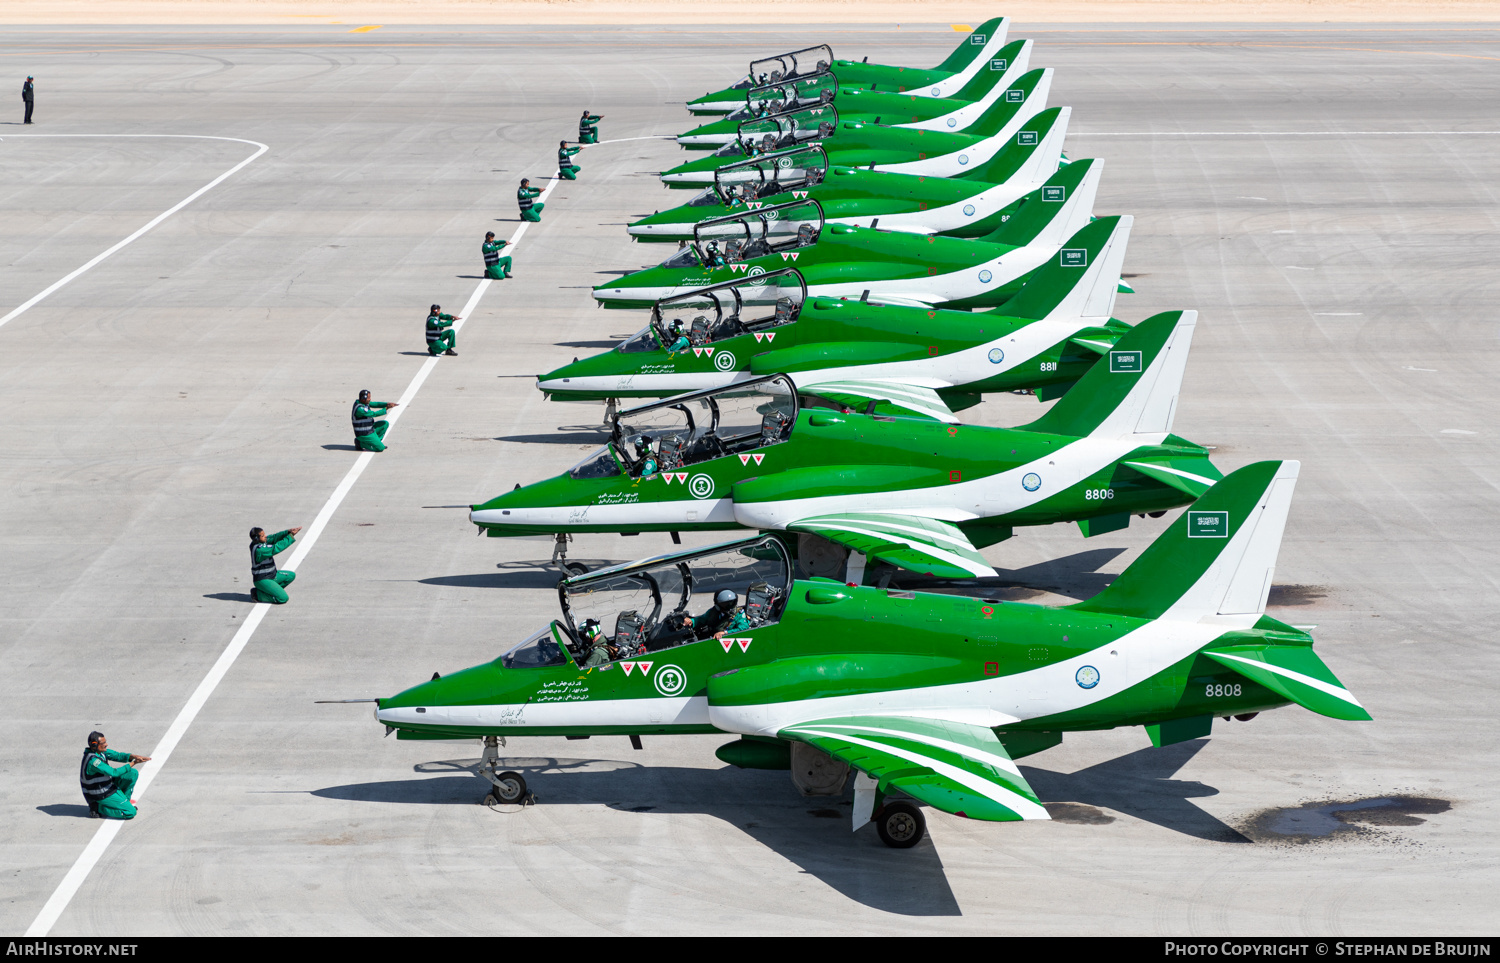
[1,22,1497,935]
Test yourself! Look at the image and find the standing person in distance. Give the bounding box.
[557,139,582,180]
[352,389,399,451]
[517,178,544,222]
[426,303,459,355]
[578,109,602,144]
[482,232,512,280]
[22,75,34,124]
[249,525,302,603]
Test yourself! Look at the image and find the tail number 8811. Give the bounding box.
[1206,683,1242,698]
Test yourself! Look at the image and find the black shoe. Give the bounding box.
[444,349,457,356]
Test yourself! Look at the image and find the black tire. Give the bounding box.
[562,561,590,577]
[875,801,925,849]
[491,771,527,804]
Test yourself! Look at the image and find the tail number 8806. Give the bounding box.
[1206,683,1242,698]
[1084,488,1114,500]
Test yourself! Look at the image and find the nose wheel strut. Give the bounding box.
[480,735,534,807]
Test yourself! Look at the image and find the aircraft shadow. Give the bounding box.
[314,755,961,916]
[894,547,1126,601]
[37,803,95,818]
[420,570,563,590]
[203,591,255,604]
[495,431,609,445]
[1022,739,1251,843]
[555,340,619,349]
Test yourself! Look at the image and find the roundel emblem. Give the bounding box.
[654,664,688,696]
[764,208,780,221]
[988,348,1005,364]
[1076,665,1100,689]
[978,269,993,283]
[776,156,793,169]
[957,154,970,165]
[688,474,714,498]
[714,350,736,371]
[946,117,957,128]
[931,87,942,96]
[1022,472,1042,492]
[963,204,976,217]
[745,265,768,285]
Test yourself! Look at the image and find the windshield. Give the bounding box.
[660,245,701,269]
[652,270,806,348]
[569,446,622,480]
[501,622,573,669]
[687,187,723,208]
[619,325,661,353]
[732,73,837,120]
[612,375,798,479]
[560,535,792,663]
[737,104,838,154]
[713,146,828,204]
[748,45,833,87]
[692,199,823,265]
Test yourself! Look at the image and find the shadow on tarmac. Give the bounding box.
[203,591,255,604]
[321,443,360,451]
[420,568,563,590]
[1023,739,1250,843]
[896,547,1127,602]
[555,340,619,349]
[312,754,963,916]
[495,431,610,445]
[37,803,95,818]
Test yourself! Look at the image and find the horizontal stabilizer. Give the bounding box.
[1204,646,1372,721]
[786,513,997,579]
[779,715,1051,823]
[805,380,958,423]
[1122,456,1222,498]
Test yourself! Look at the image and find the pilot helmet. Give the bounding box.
[714,589,738,612]
[582,618,602,641]
[634,437,652,458]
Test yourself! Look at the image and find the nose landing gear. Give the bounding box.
[479,734,534,807]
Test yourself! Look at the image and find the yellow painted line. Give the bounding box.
[349,25,382,33]
[951,24,972,32]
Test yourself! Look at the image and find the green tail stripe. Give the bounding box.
[965,68,1045,137]
[1073,461,1285,619]
[1204,647,1373,721]
[998,215,1121,320]
[980,157,1093,248]
[951,40,1026,101]
[958,106,1063,184]
[934,17,1007,73]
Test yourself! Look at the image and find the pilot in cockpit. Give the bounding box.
[632,437,659,479]
[704,241,727,267]
[665,318,691,355]
[579,618,619,667]
[664,589,749,642]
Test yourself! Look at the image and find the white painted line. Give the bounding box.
[1315,312,1362,316]
[24,161,570,939]
[0,135,269,331]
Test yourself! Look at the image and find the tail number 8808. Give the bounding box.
[1206,683,1242,698]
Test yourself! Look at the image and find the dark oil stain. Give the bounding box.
[807,808,842,819]
[1245,795,1450,843]
[1266,584,1328,606]
[1044,802,1116,825]
[628,805,656,812]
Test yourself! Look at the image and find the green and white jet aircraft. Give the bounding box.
[597,155,1099,311]
[686,18,1013,115]
[677,40,1034,149]
[662,67,1052,188]
[473,310,1217,581]
[630,106,1070,244]
[542,213,1131,407]
[378,460,1370,848]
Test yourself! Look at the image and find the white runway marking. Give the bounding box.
[22,159,570,939]
[0,134,269,331]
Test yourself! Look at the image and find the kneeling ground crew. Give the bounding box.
[558,140,582,180]
[579,109,602,144]
[352,389,399,450]
[426,303,460,355]
[250,525,301,602]
[80,731,151,819]
[482,232,512,280]
[518,178,544,222]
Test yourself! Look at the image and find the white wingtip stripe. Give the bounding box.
[801,723,1025,778]
[1212,652,1366,708]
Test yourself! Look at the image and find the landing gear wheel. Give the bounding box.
[875,801,925,849]
[490,771,528,805]
[562,561,590,577]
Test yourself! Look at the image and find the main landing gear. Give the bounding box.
[480,735,533,807]
[874,801,926,849]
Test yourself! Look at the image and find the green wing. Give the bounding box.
[1121,455,1223,498]
[804,379,959,424]
[785,512,997,578]
[1204,645,1372,721]
[779,715,1050,822]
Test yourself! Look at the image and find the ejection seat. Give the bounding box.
[614,611,648,657]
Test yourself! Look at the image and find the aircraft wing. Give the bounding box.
[804,379,959,424]
[778,714,1051,823]
[862,294,938,310]
[785,512,997,578]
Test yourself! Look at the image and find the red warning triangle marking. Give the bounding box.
[753,332,763,342]
[765,332,776,343]
[637,661,653,675]
[676,472,687,483]
[739,454,751,465]
[663,474,674,485]
[789,252,799,262]
[752,453,765,465]
[705,347,714,356]
[692,347,703,357]
[737,638,752,652]
[780,253,790,261]
[621,662,636,675]
[720,638,733,652]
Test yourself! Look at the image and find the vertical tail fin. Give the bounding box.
[980,155,1100,249]
[1073,461,1301,622]
[998,214,1132,323]
[933,17,1010,74]
[964,68,1050,139]
[949,40,1030,104]
[1019,309,1196,439]
[956,105,1070,185]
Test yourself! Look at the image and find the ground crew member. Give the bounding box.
[518,178,544,222]
[482,233,512,280]
[578,109,602,144]
[80,731,150,819]
[250,525,301,603]
[22,75,34,124]
[352,389,399,451]
[557,140,582,180]
[426,304,460,355]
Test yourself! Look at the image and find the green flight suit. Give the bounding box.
[482,240,512,280]
[353,400,394,450]
[579,113,602,144]
[83,749,140,819]
[251,530,297,603]
[426,311,457,355]
[693,607,749,636]
[518,186,544,222]
[558,145,582,180]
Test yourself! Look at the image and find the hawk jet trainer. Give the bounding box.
[474,310,1218,581]
[542,214,1132,407]
[596,157,1101,311]
[380,461,1370,848]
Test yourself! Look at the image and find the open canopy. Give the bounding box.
[737,103,839,154]
[608,374,799,482]
[748,45,834,87]
[651,267,806,344]
[690,197,823,264]
[711,144,828,203]
[728,72,838,121]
